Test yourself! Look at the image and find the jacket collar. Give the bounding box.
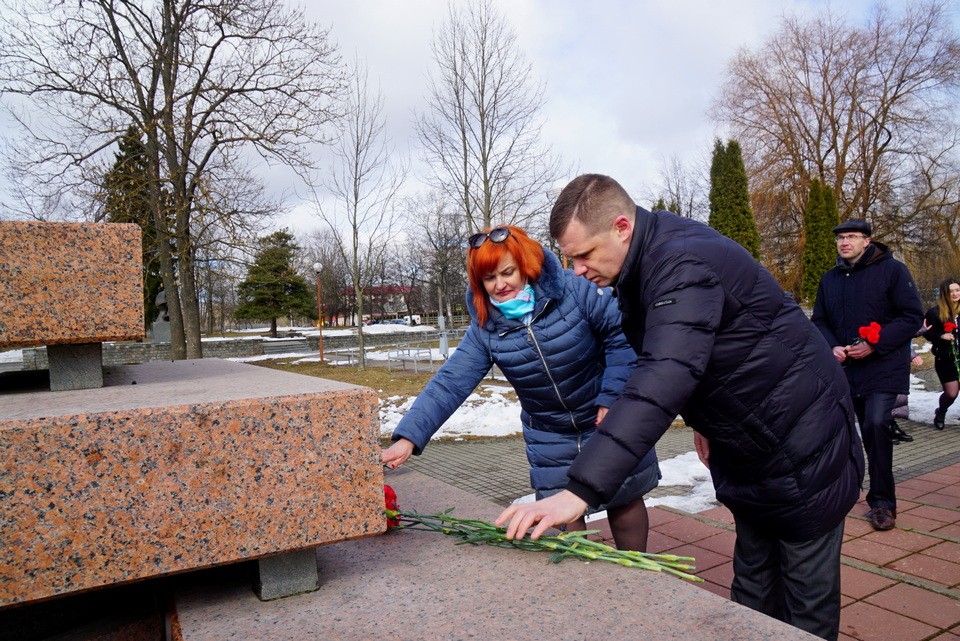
[612,206,654,308]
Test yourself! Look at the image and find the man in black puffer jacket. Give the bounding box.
[811,219,924,533]
[498,174,864,641]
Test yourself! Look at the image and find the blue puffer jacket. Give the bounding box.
[391,249,657,493]
[811,242,924,396]
[565,208,864,541]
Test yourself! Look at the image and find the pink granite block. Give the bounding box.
[0,359,383,606]
[0,221,144,348]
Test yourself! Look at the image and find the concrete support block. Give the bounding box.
[255,548,320,600]
[47,343,103,391]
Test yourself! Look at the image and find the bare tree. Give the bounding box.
[712,0,960,289]
[0,0,344,358]
[406,190,469,324]
[317,59,406,367]
[650,153,709,220]
[416,0,562,233]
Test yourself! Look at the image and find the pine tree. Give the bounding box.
[234,230,316,337]
[652,197,667,211]
[801,179,840,305]
[708,139,761,259]
[102,126,163,327]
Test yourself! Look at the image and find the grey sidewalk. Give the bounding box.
[402,417,958,508]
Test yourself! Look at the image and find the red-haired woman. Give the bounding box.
[381,225,659,551]
[923,278,960,430]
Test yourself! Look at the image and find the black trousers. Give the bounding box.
[731,516,845,641]
[852,391,898,511]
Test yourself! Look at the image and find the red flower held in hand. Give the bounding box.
[858,322,882,344]
[384,485,400,528]
[945,322,958,333]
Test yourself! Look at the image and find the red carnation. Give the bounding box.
[858,322,881,344]
[945,322,958,333]
[384,485,400,528]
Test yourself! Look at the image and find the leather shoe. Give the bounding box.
[935,408,946,431]
[890,420,913,442]
[867,507,896,531]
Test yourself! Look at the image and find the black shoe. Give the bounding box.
[867,507,896,531]
[935,409,946,431]
[890,420,913,442]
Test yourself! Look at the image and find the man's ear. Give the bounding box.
[613,215,632,239]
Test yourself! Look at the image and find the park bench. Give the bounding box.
[387,346,436,373]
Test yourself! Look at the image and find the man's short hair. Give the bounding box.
[833,219,872,236]
[549,174,636,239]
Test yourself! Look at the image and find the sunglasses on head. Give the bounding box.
[468,226,510,249]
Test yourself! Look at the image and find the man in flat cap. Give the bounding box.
[812,219,923,531]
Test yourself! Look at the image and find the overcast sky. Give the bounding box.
[0,1,940,233]
[267,0,898,232]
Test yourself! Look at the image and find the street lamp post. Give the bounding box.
[312,262,324,361]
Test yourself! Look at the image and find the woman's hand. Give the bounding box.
[694,432,710,469]
[381,438,415,470]
[595,406,608,424]
[943,333,955,341]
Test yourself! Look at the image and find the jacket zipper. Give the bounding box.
[498,301,583,450]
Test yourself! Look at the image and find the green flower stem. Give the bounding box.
[388,509,702,582]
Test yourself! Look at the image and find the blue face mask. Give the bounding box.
[490,284,535,319]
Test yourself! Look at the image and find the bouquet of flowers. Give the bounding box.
[850,321,881,346]
[383,486,700,581]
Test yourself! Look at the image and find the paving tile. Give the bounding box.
[661,544,730,572]
[696,560,734,589]
[647,506,684,528]
[922,493,960,509]
[923,541,960,564]
[865,583,960,629]
[695,530,736,558]
[899,478,950,494]
[842,539,912,566]
[899,512,956,532]
[919,471,960,484]
[655,516,725,544]
[904,505,960,525]
[844,516,877,539]
[898,485,935,500]
[647,531,684,554]
[929,632,960,640]
[839,601,938,641]
[840,564,897,600]
[898,499,922,511]
[887,553,960,587]
[838,633,859,641]
[932,484,960,499]
[861,528,941,552]
[934,523,960,538]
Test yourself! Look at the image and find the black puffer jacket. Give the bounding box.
[565,208,864,541]
[811,243,924,396]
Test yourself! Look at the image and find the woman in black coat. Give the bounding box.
[924,278,960,429]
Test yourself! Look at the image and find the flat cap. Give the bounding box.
[833,219,871,236]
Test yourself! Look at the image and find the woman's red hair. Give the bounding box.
[467,225,544,326]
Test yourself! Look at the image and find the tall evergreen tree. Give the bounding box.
[708,139,761,259]
[101,126,163,329]
[652,196,667,211]
[801,179,841,305]
[234,230,316,337]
